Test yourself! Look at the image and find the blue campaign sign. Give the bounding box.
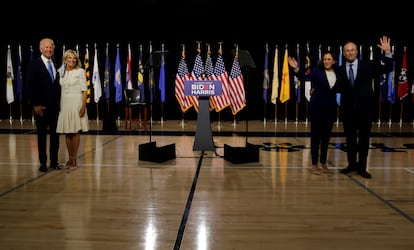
[184,80,222,96]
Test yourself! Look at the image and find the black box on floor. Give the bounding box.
[139,141,176,163]
[224,143,260,164]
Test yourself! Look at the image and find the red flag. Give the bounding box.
[397,47,408,100]
[126,44,133,90]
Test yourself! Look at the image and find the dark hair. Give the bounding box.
[317,51,337,70]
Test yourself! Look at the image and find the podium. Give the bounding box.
[184,80,222,151]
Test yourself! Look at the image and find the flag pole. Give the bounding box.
[377,92,382,127]
[295,102,298,126]
[180,112,185,128]
[9,104,13,125]
[19,103,23,124]
[274,102,278,126]
[388,102,393,127]
[336,107,340,128]
[217,112,222,130]
[284,103,288,126]
[295,43,300,127]
[305,101,309,127]
[399,103,403,127]
[96,103,99,123]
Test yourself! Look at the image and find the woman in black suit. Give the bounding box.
[338,36,393,179]
[26,38,62,172]
[289,51,339,175]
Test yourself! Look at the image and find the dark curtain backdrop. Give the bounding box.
[1,0,413,123]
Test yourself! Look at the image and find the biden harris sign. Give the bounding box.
[184,80,222,97]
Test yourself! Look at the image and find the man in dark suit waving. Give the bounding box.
[338,36,393,179]
[26,37,62,172]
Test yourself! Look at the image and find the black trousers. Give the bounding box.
[342,110,372,170]
[34,108,60,165]
[310,117,334,165]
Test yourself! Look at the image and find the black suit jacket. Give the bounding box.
[338,56,393,115]
[26,57,61,111]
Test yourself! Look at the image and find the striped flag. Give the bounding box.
[279,47,290,103]
[114,46,122,103]
[175,46,193,112]
[228,49,246,115]
[263,43,270,103]
[126,44,133,90]
[190,48,204,112]
[6,45,14,104]
[137,44,145,103]
[84,45,91,103]
[270,45,279,104]
[204,46,215,110]
[104,44,111,101]
[211,45,231,112]
[92,45,102,103]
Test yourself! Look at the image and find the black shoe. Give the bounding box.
[49,163,63,170]
[39,164,48,172]
[340,166,357,174]
[357,170,372,179]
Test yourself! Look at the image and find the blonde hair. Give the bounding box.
[62,49,82,69]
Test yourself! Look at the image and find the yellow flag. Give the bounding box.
[270,46,279,104]
[279,48,290,103]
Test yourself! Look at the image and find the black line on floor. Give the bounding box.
[350,177,414,224]
[174,151,204,250]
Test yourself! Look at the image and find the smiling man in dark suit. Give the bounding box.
[338,36,393,179]
[26,37,62,172]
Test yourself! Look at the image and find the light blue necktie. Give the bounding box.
[47,60,54,82]
[349,64,354,87]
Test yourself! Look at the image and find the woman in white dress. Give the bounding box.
[56,49,89,171]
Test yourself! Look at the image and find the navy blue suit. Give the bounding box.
[26,57,61,166]
[298,66,339,165]
[338,56,393,170]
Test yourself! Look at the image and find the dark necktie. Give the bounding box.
[349,64,354,87]
[47,60,54,82]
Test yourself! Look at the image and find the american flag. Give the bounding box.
[204,48,216,110]
[190,50,204,112]
[212,48,231,112]
[228,52,246,115]
[175,49,193,112]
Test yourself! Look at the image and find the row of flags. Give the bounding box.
[174,43,246,115]
[261,44,414,106]
[4,43,414,116]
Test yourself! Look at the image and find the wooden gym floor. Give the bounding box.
[0,118,413,250]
